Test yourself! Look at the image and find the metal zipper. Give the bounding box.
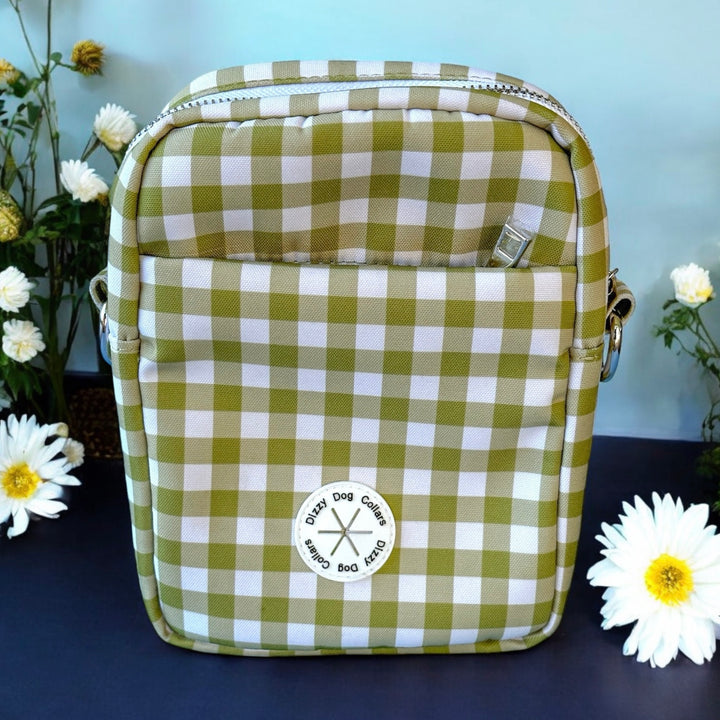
[130,77,587,151]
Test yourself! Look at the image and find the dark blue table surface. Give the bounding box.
[2,436,719,720]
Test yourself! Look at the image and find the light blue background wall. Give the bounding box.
[3,0,720,440]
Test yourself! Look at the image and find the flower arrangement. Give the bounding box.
[655,261,720,510]
[0,0,137,424]
[588,493,720,668]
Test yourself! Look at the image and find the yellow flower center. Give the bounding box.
[644,553,694,605]
[1,462,42,500]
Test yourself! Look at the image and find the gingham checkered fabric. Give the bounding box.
[136,111,578,269]
[105,61,611,655]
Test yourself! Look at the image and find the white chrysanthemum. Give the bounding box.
[670,263,714,308]
[2,318,45,362]
[93,103,137,152]
[0,415,81,538]
[0,265,34,313]
[59,159,109,202]
[587,493,720,668]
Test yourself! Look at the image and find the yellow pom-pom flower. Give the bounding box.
[0,58,20,85]
[70,39,105,76]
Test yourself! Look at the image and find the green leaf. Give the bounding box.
[697,445,720,478]
[26,102,42,126]
[8,77,29,98]
[1,151,19,190]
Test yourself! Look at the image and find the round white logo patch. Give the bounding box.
[294,481,396,582]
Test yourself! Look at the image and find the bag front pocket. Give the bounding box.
[137,257,576,652]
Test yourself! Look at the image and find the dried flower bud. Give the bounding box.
[0,58,20,85]
[63,438,85,469]
[0,190,23,243]
[70,39,105,76]
[49,422,70,439]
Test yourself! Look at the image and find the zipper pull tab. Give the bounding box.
[486,216,535,268]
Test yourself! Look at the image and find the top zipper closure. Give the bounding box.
[129,77,587,152]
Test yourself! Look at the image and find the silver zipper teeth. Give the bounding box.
[484,82,588,144]
[129,79,587,151]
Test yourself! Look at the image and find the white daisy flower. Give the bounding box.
[0,265,34,313]
[59,159,109,202]
[587,493,720,668]
[0,415,81,538]
[2,318,45,362]
[93,103,137,152]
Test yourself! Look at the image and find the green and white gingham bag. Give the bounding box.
[92,61,634,656]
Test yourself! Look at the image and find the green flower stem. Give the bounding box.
[9,1,43,77]
[40,234,79,422]
[696,311,720,360]
[44,0,61,193]
[10,0,61,203]
[656,300,720,444]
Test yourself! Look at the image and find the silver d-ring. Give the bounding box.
[99,303,111,366]
[600,311,623,382]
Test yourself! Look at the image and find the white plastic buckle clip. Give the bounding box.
[486,216,535,268]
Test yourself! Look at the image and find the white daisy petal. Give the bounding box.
[33,480,65,500]
[7,506,29,537]
[674,503,711,556]
[587,560,629,588]
[654,610,682,668]
[678,615,716,665]
[692,584,720,617]
[690,532,720,571]
[26,496,67,519]
[0,496,11,523]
